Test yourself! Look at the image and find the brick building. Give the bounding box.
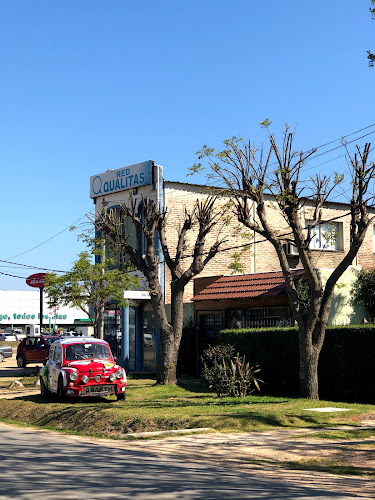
[90,161,375,371]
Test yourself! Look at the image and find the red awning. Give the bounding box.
[192,269,305,301]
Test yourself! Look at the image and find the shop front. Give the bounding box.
[103,291,158,372]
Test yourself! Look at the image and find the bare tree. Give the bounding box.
[192,126,375,399]
[368,0,375,66]
[93,195,226,385]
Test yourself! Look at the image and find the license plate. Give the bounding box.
[83,385,114,395]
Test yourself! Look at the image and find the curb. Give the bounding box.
[120,427,215,439]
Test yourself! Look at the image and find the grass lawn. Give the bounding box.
[0,375,374,439]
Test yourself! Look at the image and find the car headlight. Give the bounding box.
[109,373,116,382]
[81,375,89,383]
[116,368,124,379]
[69,370,78,381]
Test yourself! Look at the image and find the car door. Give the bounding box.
[32,337,48,362]
[23,338,37,362]
[49,344,62,392]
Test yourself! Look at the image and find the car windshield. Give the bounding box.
[64,343,111,361]
[45,337,59,345]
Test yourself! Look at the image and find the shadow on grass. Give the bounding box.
[11,393,118,406]
[14,392,292,413]
[284,459,375,477]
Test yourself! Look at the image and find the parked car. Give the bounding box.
[16,335,61,367]
[0,333,17,342]
[0,345,12,362]
[4,327,24,340]
[39,338,126,402]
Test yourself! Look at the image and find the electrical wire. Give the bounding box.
[5,212,94,260]
[3,123,375,280]
[0,211,95,279]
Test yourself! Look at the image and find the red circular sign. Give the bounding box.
[26,273,47,288]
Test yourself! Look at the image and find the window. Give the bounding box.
[306,220,342,251]
[105,207,146,267]
[227,306,292,328]
[53,344,62,363]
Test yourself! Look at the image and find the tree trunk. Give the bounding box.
[299,338,320,400]
[156,334,180,384]
[96,307,104,340]
[156,287,184,385]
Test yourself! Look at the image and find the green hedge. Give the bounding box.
[220,325,375,403]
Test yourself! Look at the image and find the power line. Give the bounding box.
[306,129,375,162]
[5,212,93,261]
[0,259,66,273]
[307,122,375,152]
[0,210,95,280]
[3,123,374,280]
[0,270,32,280]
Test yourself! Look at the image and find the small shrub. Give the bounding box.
[201,344,262,397]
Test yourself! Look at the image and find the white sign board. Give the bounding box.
[90,160,152,198]
[124,291,151,300]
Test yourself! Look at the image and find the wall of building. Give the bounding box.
[93,173,375,328]
[163,182,255,305]
[319,267,368,325]
[164,183,375,308]
[0,290,87,329]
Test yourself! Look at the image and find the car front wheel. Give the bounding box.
[0,352,4,363]
[116,393,126,401]
[17,355,26,368]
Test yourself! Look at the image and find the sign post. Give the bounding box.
[26,273,47,332]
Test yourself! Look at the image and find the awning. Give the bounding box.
[192,269,305,301]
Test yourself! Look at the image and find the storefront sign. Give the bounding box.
[90,160,152,198]
[0,313,68,321]
[26,273,47,288]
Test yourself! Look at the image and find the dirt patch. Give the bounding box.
[0,351,42,378]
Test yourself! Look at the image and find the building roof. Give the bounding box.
[192,269,305,301]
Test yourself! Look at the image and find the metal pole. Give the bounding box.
[120,305,129,372]
[40,287,43,332]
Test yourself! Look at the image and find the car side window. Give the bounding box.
[53,344,62,363]
[25,338,36,347]
[49,345,55,360]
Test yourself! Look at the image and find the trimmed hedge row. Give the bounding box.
[220,325,375,403]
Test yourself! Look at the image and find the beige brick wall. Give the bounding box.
[164,182,255,304]
[163,182,375,304]
[94,178,375,309]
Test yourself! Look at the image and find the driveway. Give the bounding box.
[0,422,372,500]
[0,350,40,397]
[0,351,374,498]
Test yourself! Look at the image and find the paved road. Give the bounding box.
[0,423,371,499]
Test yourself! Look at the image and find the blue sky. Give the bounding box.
[0,0,373,290]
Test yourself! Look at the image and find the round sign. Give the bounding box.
[26,273,47,288]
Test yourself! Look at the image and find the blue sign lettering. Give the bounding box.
[90,161,152,198]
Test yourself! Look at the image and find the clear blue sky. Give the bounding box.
[0,0,373,290]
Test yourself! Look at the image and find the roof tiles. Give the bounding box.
[193,269,304,301]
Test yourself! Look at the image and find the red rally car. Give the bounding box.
[39,338,126,402]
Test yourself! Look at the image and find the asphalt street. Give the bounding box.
[0,423,371,499]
